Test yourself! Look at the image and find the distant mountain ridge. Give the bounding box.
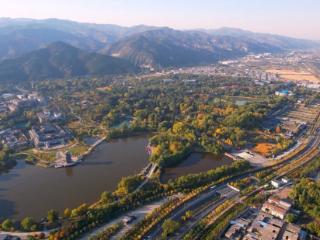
[0,18,319,79]
[0,18,159,60]
[105,28,285,68]
[206,27,320,50]
[0,42,139,83]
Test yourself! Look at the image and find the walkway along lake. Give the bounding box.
[0,135,149,220]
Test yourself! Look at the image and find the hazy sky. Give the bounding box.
[0,0,319,39]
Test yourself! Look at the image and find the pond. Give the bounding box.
[0,135,149,220]
[161,152,233,183]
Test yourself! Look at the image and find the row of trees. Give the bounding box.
[1,210,59,233]
[1,217,38,232]
[168,160,251,191]
[89,222,124,240]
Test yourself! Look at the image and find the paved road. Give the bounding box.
[0,229,55,240]
[79,198,171,240]
[172,186,240,239]
[145,185,239,239]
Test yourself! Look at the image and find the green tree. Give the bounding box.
[161,219,180,238]
[1,219,14,231]
[20,217,37,232]
[0,148,9,166]
[285,213,297,223]
[71,204,88,218]
[47,209,59,223]
[115,175,143,196]
[64,208,71,218]
[182,210,193,221]
[100,191,114,204]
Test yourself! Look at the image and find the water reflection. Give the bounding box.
[0,135,149,220]
[65,168,74,177]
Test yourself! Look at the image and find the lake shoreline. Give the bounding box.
[0,135,151,220]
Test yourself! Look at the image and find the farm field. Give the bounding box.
[266,69,319,82]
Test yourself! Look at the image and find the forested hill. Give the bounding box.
[0,42,139,83]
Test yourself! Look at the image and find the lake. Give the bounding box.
[161,152,233,183]
[0,135,149,220]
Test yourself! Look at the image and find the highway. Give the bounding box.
[144,185,239,239]
[171,186,239,240]
[79,198,172,240]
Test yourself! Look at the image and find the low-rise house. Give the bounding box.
[243,233,260,240]
[225,224,243,240]
[248,212,283,240]
[0,129,29,150]
[225,216,252,239]
[37,111,63,123]
[271,180,283,188]
[261,196,291,219]
[282,223,306,240]
[271,178,292,189]
[268,196,292,209]
[262,202,287,219]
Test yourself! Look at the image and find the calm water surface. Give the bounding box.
[161,153,232,183]
[0,136,149,220]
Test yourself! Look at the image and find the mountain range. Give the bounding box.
[0,18,319,82]
[0,42,138,83]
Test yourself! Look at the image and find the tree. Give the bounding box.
[20,217,37,232]
[285,213,297,223]
[47,209,59,223]
[182,210,193,221]
[161,219,180,238]
[172,122,184,134]
[100,191,114,204]
[71,204,88,218]
[0,148,9,166]
[64,208,71,218]
[1,219,14,231]
[115,175,143,196]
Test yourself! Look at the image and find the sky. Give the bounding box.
[0,0,319,40]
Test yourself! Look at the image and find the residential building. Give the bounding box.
[37,111,63,123]
[225,224,243,240]
[261,196,291,219]
[29,124,71,149]
[0,129,29,150]
[248,212,283,240]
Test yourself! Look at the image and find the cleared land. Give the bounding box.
[266,69,319,83]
